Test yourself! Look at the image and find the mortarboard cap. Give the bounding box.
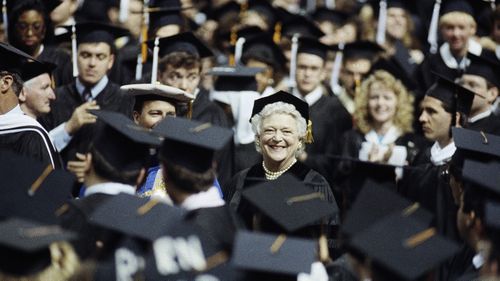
[241,174,339,233]
[370,59,418,91]
[71,21,129,47]
[0,151,74,224]
[464,53,500,89]
[246,0,277,27]
[121,83,194,103]
[0,42,37,77]
[342,179,433,237]
[485,201,500,230]
[146,31,213,58]
[341,40,385,60]
[281,15,325,39]
[154,117,233,173]
[242,33,287,72]
[147,0,188,33]
[350,214,459,280]
[90,110,161,172]
[207,1,240,21]
[232,231,318,276]
[7,0,62,14]
[452,127,500,159]
[209,65,263,92]
[297,36,330,60]
[440,0,474,16]
[425,72,476,116]
[89,193,185,241]
[251,90,309,122]
[0,217,76,276]
[20,60,56,81]
[311,7,350,26]
[463,159,500,195]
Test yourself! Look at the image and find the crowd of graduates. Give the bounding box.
[1,0,500,280]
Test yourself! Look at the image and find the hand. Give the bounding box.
[65,101,100,135]
[67,153,91,183]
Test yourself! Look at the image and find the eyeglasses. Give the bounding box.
[16,22,45,33]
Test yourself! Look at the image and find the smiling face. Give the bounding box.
[386,7,408,40]
[440,13,476,56]
[133,100,176,129]
[368,82,398,127]
[258,113,301,170]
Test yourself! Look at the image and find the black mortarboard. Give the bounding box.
[370,59,418,91]
[90,110,161,172]
[242,33,287,72]
[121,83,194,103]
[246,0,277,27]
[452,127,500,159]
[0,42,37,77]
[311,7,350,26]
[20,61,56,81]
[154,117,233,173]
[463,159,500,195]
[281,15,325,39]
[342,40,385,60]
[232,231,318,276]
[0,217,75,276]
[241,174,339,233]
[72,21,129,47]
[464,53,500,88]
[7,0,62,14]
[146,31,213,58]
[0,151,74,224]
[342,179,433,237]
[426,72,475,116]
[207,1,240,21]
[441,0,474,16]
[350,213,459,280]
[148,2,186,33]
[297,36,330,60]
[209,65,263,92]
[387,0,406,9]
[251,90,309,122]
[89,193,185,241]
[485,201,500,230]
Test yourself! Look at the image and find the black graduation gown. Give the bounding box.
[467,114,500,135]
[58,193,113,259]
[37,46,73,87]
[0,117,62,169]
[304,94,348,185]
[40,81,134,164]
[399,149,460,242]
[415,53,462,95]
[191,88,234,187]
[184,205,244,254]
[226,161,339,236]
[438,244,477,281]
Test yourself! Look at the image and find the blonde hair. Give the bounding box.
[354,70,414,134]
[439,11,476,29]
[0,241,80,281]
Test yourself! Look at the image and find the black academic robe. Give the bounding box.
[38,46,73,87]
[415,53,462,95]
[304,93,349,185]
[467,114,500,135]
[226,161,339,237]
[438,244,477,281]
[185,205,244,254]
[0,116,62,169]
[59,193,113,259]
[191,88,234,187]
[399,149,460,242]
[40,81,133,164]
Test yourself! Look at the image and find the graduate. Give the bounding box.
[0,42,60,169]
[40,22,133,169]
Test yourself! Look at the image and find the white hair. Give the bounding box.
[250,101,307,154]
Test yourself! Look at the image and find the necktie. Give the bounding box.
[82,87,92,102]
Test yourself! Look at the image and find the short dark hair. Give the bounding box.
[161,160,215,194]
[158,51,201,74]
[133,94,178,113]
[0,71,24,96]
[90,145,143,186]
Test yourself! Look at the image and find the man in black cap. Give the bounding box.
[458,53,500,135]
[18,61,56,119]
[154,117,243,253]
[0,43,61,169]
[40,22,133,170]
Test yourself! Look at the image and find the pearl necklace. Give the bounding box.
[262,159,297,180]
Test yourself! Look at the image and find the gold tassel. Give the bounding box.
[306,120,314,144]
[239,1,248,16]
[319,234,330,262]
[229,27,238,66]
[187,100,193,119]
[141,26,148,63]
[273,22,282,44]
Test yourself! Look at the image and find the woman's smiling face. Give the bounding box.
[259,113,300,168]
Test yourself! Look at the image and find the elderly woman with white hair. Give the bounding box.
[224,91,338,233]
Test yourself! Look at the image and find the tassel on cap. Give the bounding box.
[375,0,387,45]
[71,24,78,78]
[119,0,129,23]
[187,100,193,119]
[306,120,314,144]
[288,34,299,92]
[2,0,7,42]
[329,43,344,94]
[234,37,246,65]
[150,36,159,83]
[427,0,442,54]
[273,22,282,44]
